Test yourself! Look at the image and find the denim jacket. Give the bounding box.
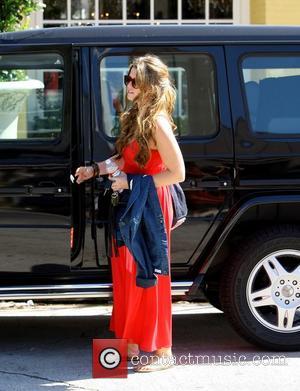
[113,174,169,288]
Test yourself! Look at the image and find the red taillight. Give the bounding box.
[70,227,74,248]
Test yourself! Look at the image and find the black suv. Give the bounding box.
[0,24,300,351]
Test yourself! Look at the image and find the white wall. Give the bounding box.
[29,9,43,29]
[234,0,250,24]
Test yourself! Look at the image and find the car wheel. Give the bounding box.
[220,225,300,351]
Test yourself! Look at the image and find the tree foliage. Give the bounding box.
[0,0,43,32]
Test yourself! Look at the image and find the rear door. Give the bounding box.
[0,47,72,274]
[226,44,300,195]
[91,45,234,275]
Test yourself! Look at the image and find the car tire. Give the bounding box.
[220,224,300,351]
[205,289,223,311]
[204,281,223,311]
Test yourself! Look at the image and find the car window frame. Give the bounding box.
[0,45,72,151]
[94,46,221,143]
[239,50,300,140]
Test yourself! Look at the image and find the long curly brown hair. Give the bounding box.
[115,54,177,167]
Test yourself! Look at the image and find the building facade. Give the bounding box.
[250,0,300,25]
[30,0,250,28]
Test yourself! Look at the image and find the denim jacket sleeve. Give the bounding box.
[117,174,169,288]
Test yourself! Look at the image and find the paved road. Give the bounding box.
[0,300,298,391]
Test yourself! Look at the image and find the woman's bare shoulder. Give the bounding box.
[154,112,173,136]
[155,111,170,122]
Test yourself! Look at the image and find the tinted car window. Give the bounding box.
[242,55,300,135]
[0,53,64,141]
[99,53,218,138]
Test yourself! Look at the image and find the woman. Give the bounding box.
[75,54,185,372]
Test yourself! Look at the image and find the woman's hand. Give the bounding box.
[75,166,94,184]
[109,171,129,191]
[74,156,125,184]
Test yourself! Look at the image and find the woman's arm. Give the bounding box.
[96,154,124,175]
[75,154,124,184]
[151,115,185,187]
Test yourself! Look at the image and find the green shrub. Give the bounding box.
[0,0,43,32]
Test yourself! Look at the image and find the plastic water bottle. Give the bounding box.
[105,159,123,206]
[104,158,119,175]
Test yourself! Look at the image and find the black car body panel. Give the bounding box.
[1,25,300,350]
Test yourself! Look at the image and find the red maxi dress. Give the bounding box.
[109,139,174,352]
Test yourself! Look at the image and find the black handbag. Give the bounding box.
[169,183,188,229]
[96,177,113,226]
[96,177,129,257]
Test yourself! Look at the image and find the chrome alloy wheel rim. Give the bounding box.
[246,250,300,332]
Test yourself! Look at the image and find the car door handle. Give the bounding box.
[188,177,231,188]
[25,182,66,194]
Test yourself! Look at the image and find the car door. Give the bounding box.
[226,44,300,195]
[0,47,72,274]
[90,45,234,274]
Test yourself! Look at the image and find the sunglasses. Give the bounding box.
[124,74,138,89]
